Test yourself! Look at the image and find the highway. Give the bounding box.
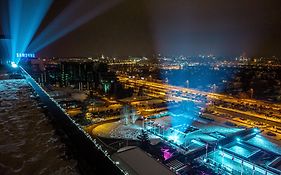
[214,106,281,128]
[118,76,281,125]
[118,76,281,109]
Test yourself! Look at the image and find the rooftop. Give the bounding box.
[112,147,174,175]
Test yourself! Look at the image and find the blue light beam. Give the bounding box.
[8,0,23,63]
[168,100,200,130]
[27,0,122,53]
[8,0,53,64]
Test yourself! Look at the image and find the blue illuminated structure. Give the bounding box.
[2,0,53,64]
[168,135,180,144]
[253,128,259,133]
[16,53,35,58]
[167,100,200,132]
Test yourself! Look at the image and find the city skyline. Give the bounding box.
[1,1,281,175]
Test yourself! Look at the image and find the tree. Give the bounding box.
[137,129,151,150]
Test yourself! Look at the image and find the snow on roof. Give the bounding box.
[112,147,174,175]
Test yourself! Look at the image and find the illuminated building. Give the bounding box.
[60,61,116,92]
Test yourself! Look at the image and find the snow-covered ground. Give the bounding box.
[92,120,159,142]
[0,79,79,175]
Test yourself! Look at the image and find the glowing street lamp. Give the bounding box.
[11,62,18,68]
[186,80,189,88]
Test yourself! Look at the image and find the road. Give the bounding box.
[118,76,281,108]
[118,75,281,125]
[214,106,281,128]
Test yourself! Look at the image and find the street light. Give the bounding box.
[11,62,18,68]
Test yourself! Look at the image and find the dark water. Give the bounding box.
[0,79,79,175]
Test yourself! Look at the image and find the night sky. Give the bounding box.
[2,0,281,57]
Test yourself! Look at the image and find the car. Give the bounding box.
[224,121,237,127]
[266,132,277,137]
